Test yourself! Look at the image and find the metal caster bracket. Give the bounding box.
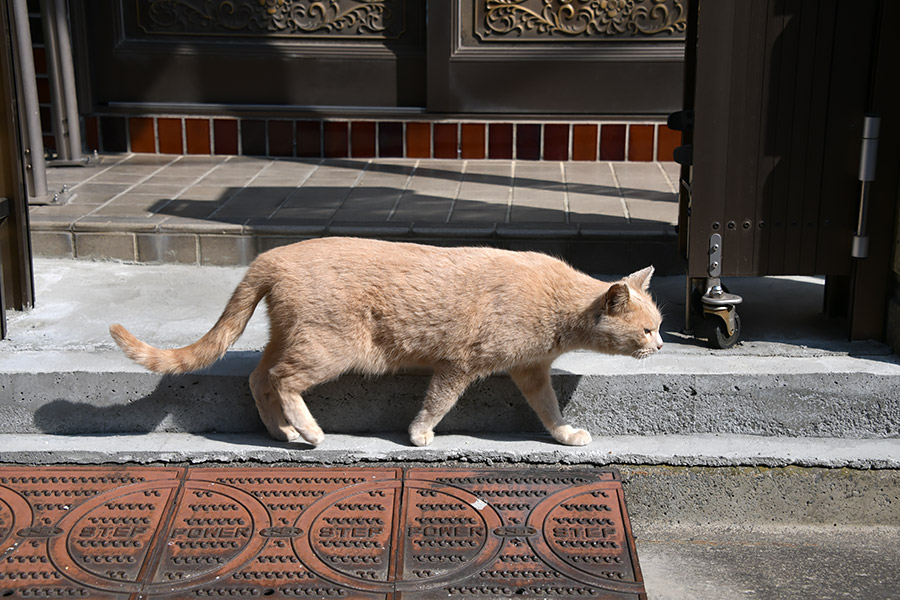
[701,281,742,337]
[699,279,743,348]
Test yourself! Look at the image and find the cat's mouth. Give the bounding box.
[633,348,658,360]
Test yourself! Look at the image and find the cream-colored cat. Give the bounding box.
[110,237,663,447]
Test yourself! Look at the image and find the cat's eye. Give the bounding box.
[644,328,652,334]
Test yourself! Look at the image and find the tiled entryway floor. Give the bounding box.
[30,155,681,269]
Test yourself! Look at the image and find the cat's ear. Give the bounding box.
[604,283,631,315]
[626,266,654,291]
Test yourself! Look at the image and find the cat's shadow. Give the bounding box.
[31,358,575,446]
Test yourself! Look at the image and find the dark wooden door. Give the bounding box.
[73,0,428,110]
[427,0,688,115]
[73,0,688,115]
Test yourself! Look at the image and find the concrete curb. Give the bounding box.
[2,432,898,469]
[4,352,899,439]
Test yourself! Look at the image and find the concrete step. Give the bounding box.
[3,259,899,469]
[1,432,898,469]
[4,350,899,440]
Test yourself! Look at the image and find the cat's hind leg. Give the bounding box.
[409,366,473,447]
[509,364,592,446]
[249,346,301,442]
[267,355,345,447]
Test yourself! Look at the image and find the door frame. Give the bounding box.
[0,1,36,333]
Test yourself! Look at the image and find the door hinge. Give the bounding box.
[852,115,880,259]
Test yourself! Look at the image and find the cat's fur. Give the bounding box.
[110,237,663,447]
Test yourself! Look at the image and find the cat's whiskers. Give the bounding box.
[633,347,658,360]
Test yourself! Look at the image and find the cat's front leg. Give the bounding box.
[409,366,473,446]
[509,364,592,446]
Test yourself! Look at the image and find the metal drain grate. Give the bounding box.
[0,466,645,599]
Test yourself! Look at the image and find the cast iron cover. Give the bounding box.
[0,466,645,599]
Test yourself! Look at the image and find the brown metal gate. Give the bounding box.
[673,0,900,344]
[0,2,36,339]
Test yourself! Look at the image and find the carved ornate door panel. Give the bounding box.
[427,0,688,114]
[73,0,685,114]
[73,0,427,109]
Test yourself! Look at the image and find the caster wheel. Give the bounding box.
[692,284,732,317]
[711,312,741,349]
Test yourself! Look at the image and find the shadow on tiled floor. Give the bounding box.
[31,155,683,274]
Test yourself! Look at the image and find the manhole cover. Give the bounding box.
[0,466,645,599]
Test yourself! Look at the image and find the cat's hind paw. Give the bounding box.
[553,425,592,446]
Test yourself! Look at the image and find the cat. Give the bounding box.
[110,237,663,447]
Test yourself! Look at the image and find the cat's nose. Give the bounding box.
[655,333,664,350]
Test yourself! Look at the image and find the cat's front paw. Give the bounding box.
[299,426,325,447]
[553,425,592,446]
[409,428,435,447]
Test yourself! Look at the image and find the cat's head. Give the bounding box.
[590,266,663,359]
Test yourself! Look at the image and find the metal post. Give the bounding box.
[9,0,49,203]
[41,0,67,160]
[52,0,83,162]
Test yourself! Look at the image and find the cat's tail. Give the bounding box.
[109,264,271,374]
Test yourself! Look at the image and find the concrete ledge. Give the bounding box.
[1,432,897,469]
[4,351,898,438]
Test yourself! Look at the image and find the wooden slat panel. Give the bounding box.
[814,1,878,274]
[849,0,900,339]
[752,0,784,276]
[797,0,837,274]
[725,0,769,276]
[687,0,736,277]
[781,0,819,275]
[720,0,751,276]
[764,0,802,275]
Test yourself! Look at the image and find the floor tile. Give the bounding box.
[433,123,458,159]
[627,124,655,162]
[460,123,486,159]
[129,117,155,153]
[516,124,541,160]
[390,192,453,222]
[213,119,239,155]
[185,118,211,154]
[488,124,513,159]
[158,118,184,154]
[323,122,349,158]
[406,122,431,158]
[351,121,376,158]
[543,124,569,160]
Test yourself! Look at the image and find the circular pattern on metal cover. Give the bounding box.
[0,485,33,561]
[527,485,637,589]
[48,480,270,595]
[293,479,504,592]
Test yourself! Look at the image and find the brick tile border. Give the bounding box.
[82,116,680,162]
